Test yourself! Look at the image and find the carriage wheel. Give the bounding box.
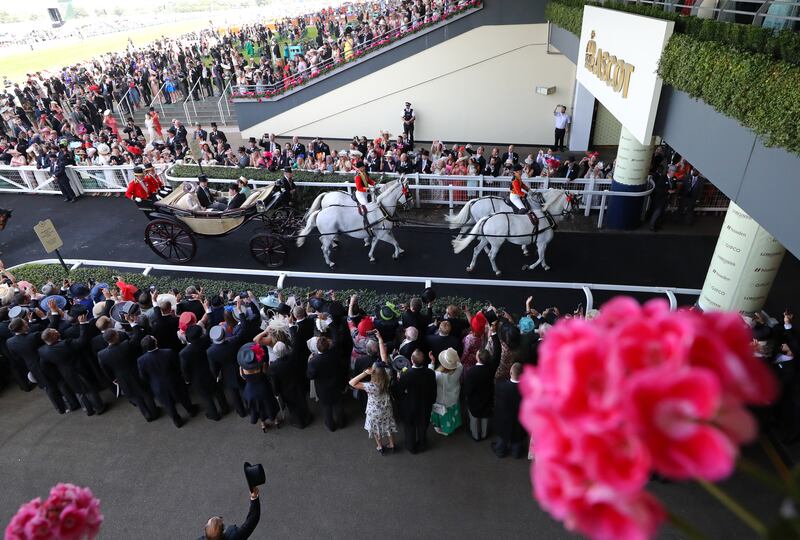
[249,233,287,268]
[144,219,197,263]
[269,207,303,235]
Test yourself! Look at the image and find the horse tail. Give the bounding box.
[296,210,319,247]
[452,216,488,254]
[304,192,325,220]
[445,198,476,229]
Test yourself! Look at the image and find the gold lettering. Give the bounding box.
[621,62,635,99]
[600,51,610,81]
[585,36,596,70]
[606,55,618,87]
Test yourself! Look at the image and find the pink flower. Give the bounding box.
[23,515,55,540]
[576,428,651,495]
[5,500,41,540]
[626,366,737,480]
[566,492,665,540]
[57,504,89,540]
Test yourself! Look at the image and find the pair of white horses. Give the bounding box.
[296,178,572,275]
[448,189,572,275]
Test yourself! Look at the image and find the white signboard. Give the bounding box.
[577,6,674,145]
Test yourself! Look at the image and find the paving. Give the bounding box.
[0,192,797,539]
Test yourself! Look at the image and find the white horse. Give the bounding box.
[452,189,570,276]
[304,182,394,219]
[297,179,412,268]
[445,191,545,236]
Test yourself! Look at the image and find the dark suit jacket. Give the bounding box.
[402,309,431,334]
[137,348,184,400]
[207,336,244,390]
[425,330,463,359]
[195,498,260,540]
[179,340,216,389]
[6,327,50,388]
[681,174,706,202]
[306,351,346,404]
[464,363,495,418]
[151,308,181,352]
[227,192,246,210]
[98,341,150,397]
[396,365,436,423]
[197,186,215,208]
[501,152,519,166]
[493,379,524,442]
[37,324,91,392]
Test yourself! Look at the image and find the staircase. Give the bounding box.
[113,95,238,130]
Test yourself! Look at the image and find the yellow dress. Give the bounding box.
[344,39,354,61]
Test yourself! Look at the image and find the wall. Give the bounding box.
[241,24,577,145]
[592,102,622,146]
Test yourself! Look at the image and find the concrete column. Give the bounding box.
[698,202,786,313]
[568,80,594,153]
[607,126,653,229]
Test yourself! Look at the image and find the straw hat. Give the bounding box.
[438,348,460,370]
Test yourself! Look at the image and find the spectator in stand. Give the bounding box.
[553,105,570,152]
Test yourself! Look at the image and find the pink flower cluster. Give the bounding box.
[5,483,103,540]
[519,297,777,540]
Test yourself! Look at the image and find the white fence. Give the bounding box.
[5,258,703,312]
[0,164,171,196]
[0,163,731,228]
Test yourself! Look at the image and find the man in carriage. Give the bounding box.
[275,167,297,208]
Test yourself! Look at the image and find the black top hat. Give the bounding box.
[243,462,265,490]
[197,174,209,183]
[421,287,436,304]
[68,304,88,318]
[283,166,292,173]
[248,137,256,143]
[185,324,204,343]
[276,302,291,316]
[513,163,524,172]
[110,301,140,323]
[482,308,498,324]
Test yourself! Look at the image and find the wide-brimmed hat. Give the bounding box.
[182,182,197,193]
[392,354,411,371]
[39,295,67,311]
[89,282,110,303]
[69,283,90,298]
[110,300,140,323]
[157,293,177,311]
[438,348,460,370]
[9,305,28,319]
[243,462,266,490]
[238,342,265,370]
[379,302,400,321]
[97,143,111,155]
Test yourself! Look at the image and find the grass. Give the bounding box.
[0,19,209,83]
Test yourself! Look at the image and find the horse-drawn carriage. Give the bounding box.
[135,184,304,267]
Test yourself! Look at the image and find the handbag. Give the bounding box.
[432,402,446,416]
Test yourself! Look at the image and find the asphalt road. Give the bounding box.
[1,193,798,312]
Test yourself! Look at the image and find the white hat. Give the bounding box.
[97,143,111,155]
[103,109,111,116]
[438,348,460,370]
[349,150,363,158]
[158,293,177,311]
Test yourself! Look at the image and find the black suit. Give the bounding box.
[180,340,229,420]
[196,185,215,208]
[227,192,246,210]
[501,152,519,166]
[464,362,495,441]
[207,337,247,417]
[680,173,706,224]
[194,497,260,540]
[98,341,158,421]
[271,353,311,428]
[38,323,105,415]
[0,321,33,391]
[396,365,436,453]
[492,380,526,458]
[138,348,196,426]
[425,329,463,359]
[151,308,181,352]
[306,351,347,431]
[7,327,70,412]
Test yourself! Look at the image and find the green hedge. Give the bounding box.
[10,264,491,314]
[546,0,800,66]
[658,33,800,154]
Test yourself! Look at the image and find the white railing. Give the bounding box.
[632,0,800,27]
[5,258,702,312]
[0,164,171,195]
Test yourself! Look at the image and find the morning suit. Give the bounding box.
[396,365,437,453]
[98,340,158,421]
[138,348,196,426]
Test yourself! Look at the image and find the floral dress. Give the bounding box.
[363,382,397,438]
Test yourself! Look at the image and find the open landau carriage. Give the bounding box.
[135,184,303,268]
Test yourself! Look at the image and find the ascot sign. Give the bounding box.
[577,6,674,145]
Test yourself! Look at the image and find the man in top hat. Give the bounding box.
[125,166,151,202]
[401,101,416,144]
[143,163,165,196]
[275,167,296,207]
[98,329,159,422]
[396,349,437,454]
[509,164,531,214]
[196,175,219,209]
[209,122,227,147]
[492,362,526,458]
[198,484,261,540]
[49,139,77,202]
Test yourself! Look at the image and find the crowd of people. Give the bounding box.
[0,265,562,457]
[0,264,796,455]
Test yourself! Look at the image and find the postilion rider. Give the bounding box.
[125,166,160,202]
[509,164,531,214]
[354,161,377,231]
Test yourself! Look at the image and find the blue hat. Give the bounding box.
[90,283,110,303]
[69,283,90,298]
[519,316,535,334]
[39,295,67,311]
[237,342,264,370]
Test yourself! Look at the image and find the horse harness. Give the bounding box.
[480,209,558,244]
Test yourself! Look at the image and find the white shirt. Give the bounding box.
[554,112,571,129]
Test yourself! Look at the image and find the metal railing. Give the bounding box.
[629,0,800,27]
[216,77,234,125]
[230,3,484,100]
[5,258,702,312]
[183,77,203,125]
[118,86,136,121]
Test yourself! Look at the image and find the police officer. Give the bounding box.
[401,101,415,145]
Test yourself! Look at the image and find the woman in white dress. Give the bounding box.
[145,114,157,144]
